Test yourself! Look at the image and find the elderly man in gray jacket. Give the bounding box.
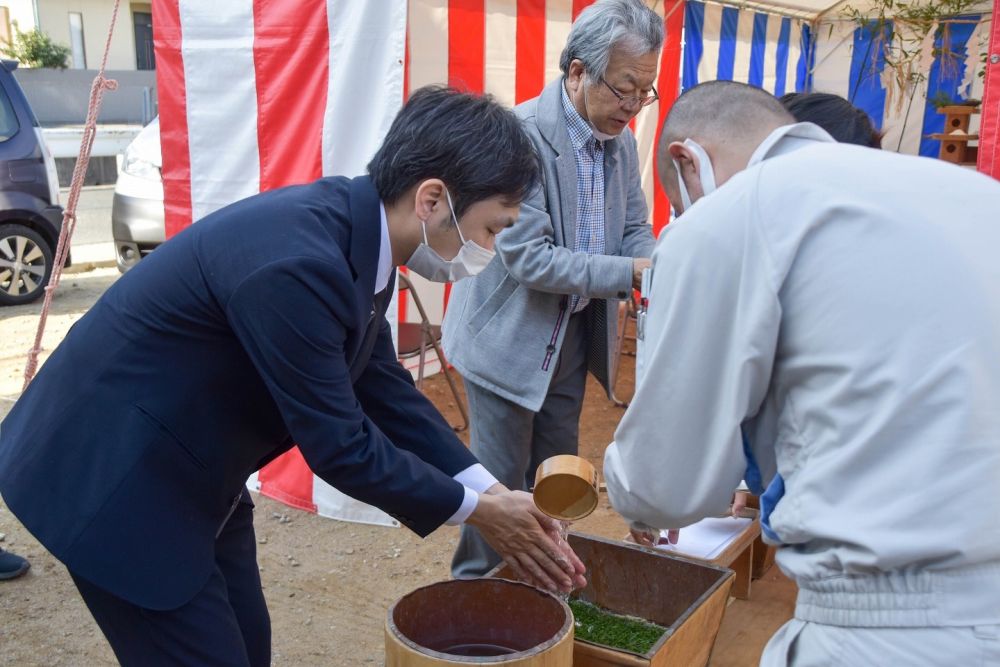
[443,0,663,578]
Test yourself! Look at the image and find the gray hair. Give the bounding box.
[559,0,664,81]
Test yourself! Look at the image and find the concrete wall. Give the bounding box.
[14,67,156,124]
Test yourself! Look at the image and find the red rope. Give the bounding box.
[22,0,122,391]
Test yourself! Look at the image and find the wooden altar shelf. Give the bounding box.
[932,105,981,165]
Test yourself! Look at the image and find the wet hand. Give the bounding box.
[468,490,585,593]
[543,520,587,590]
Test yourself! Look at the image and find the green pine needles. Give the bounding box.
[568,599,667,655]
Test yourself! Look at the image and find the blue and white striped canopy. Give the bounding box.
[682,1,814,97]
[678,1,991,157]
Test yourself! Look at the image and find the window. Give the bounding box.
[0,83,20,142]
[133,11,154,70]
[69,12,86,69]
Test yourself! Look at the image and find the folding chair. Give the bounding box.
[396,272,469,432]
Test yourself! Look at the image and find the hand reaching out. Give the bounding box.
[629,521,679,547]
[731,491,749,517]
[632,258,652,291]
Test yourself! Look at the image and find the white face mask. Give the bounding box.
[672,139,717,213]
[405,189,496,283]
[591,126,617,142]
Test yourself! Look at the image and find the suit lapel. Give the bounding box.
[555,153,578,249]
[350,276,395,383]
[347,175,381,296]
[603,138,621,245]
[536,79,578,250]
[346,176,383,367]
[376,269,395,317]
[603,137,620,176]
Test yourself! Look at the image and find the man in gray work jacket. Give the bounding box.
[443,0,662,577]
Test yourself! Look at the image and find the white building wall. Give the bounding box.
[38,0,139,70]
[1,0,145,70]
[0,0,39,39]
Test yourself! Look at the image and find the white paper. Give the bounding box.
[655,516,753,560]
[635,267,652,385]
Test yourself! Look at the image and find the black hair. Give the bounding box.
[779,92,883,148]
[367,86,540,218]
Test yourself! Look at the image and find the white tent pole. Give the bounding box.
[702,0,820,20]
[814,0,853,22]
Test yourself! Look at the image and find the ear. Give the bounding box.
[667,141,700,177]
[666,141,706,207]
[566,59,586,94]
[413,179,446,222]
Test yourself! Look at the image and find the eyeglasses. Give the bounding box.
[599,77,659,110]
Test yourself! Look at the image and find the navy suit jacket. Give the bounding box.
[0,176,477,609]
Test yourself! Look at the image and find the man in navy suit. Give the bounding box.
[0,87,585,666]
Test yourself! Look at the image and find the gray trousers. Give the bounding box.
[760,618,1000,666]
[451,310,591,579]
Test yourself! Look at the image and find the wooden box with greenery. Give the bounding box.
[491,533,735,667]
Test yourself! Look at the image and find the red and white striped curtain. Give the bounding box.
[154,0,407,235]
[154,0,408,525]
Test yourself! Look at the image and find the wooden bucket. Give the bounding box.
[533,455,599,521]
[385,578,574,665]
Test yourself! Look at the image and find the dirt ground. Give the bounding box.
[0,267,794,666]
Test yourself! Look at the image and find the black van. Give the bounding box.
[0,60,66,306]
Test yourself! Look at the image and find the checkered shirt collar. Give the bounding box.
[561,80,598,152]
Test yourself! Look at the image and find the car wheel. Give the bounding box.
[0,223,54,306]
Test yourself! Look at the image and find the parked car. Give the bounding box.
[0,60,65,306]
[112,116,163,272]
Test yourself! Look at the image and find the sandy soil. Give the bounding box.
[0,268,793,665]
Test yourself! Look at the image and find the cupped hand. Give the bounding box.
[543,520,587,590]
[468,490,586,593]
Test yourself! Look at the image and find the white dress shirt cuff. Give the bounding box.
[445,486,479,526]
[453,463,499,494]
